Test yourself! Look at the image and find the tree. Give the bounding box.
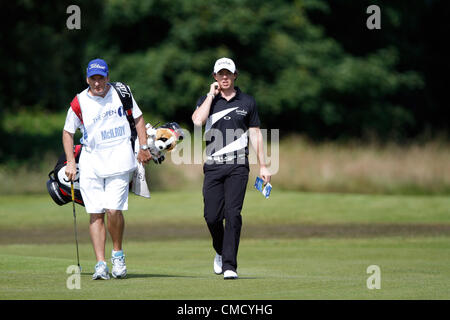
[1,0,443,151]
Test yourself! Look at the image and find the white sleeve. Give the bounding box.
[127,85,143,119]
[132,95,143,119]
[63,107,81,134]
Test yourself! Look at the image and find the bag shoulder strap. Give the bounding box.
[70,95,83,124]
[70,84,137,150]
[110,82,138,144]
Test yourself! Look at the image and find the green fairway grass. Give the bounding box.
[0,191,449,299]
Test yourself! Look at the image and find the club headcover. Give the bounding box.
[145,122,184,163]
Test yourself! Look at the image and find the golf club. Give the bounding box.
[71,181,81,272]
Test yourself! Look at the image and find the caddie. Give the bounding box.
[63,58,152,280]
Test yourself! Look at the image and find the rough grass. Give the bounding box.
[1,110,449,195]
[271,135,450,194]
[1,192,450,230]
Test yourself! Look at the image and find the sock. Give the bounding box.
[112,250,124,257]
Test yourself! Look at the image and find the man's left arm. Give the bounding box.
[134,115,152,164]
[249,127,271,184]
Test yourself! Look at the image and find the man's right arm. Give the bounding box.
[62,107,80,181]
[62,130,77,181]
[192,82,219,126]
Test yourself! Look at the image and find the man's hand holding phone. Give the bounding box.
[209,81,221,97]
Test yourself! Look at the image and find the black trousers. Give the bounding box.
[203,163,249,272]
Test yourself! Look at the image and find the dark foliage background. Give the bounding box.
[1,0,449,163]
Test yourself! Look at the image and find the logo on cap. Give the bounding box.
[89,63,106,70]
[86,58,109,77]
[214,58,236,74]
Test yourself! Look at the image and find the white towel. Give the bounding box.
[131,140,150,198]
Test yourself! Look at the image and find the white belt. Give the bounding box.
[206,154,246,162]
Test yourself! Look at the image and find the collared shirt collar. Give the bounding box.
[217,86,241,102]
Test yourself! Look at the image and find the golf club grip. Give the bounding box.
[70,181,75,201]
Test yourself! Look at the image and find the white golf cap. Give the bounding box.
[213,57,236,74]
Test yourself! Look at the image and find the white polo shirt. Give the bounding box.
[64,84,142,178]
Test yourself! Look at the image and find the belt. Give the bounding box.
[206,154,246,162]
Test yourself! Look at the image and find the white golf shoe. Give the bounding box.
[92,261,110,280]
[111,251,127,279]
[213,253,223,274]
[224,270,238,280]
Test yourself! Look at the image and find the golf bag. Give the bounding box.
[46,145,84,206]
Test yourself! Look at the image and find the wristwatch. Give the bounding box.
[140,145,149,151]
[207,93,215,98]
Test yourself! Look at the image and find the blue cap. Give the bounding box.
[86,58,109,78]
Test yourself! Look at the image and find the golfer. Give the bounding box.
[192,57,271,279]
[63,58,152,280]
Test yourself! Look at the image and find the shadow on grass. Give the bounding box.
[127,273,202,279]
[80,273,202,279]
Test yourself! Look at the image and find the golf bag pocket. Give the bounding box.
[46,145,84,206]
